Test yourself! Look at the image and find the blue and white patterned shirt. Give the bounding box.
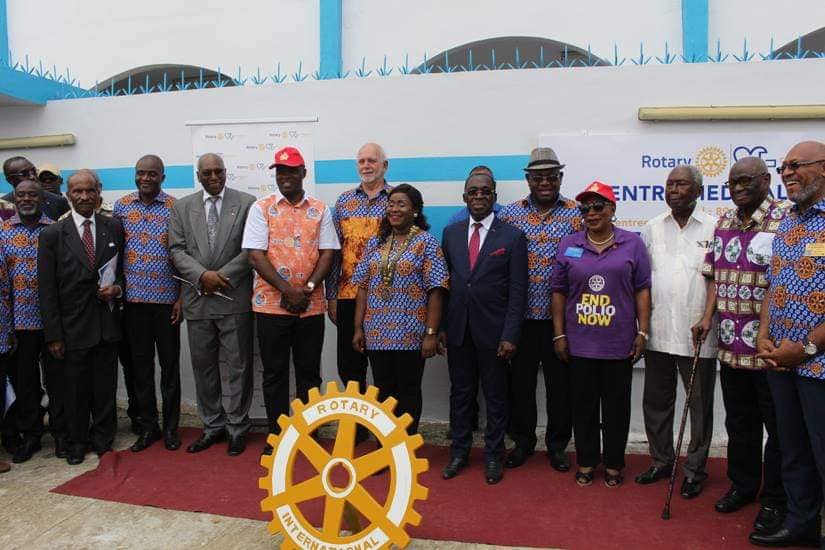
[766,197,825,379]
[499,195,581,320]
[1,213,53,330]
[0,246,14,352]
[113,191,179,304]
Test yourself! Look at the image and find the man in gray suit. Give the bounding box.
[168,153,256,456]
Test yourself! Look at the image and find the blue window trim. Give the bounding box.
[682,0,708,62]
[0,0,8,65]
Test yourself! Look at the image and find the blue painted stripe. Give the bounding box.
[319,0,342,78]
[0,0,8,66]
[316,154,529,184]
[0,165,195,194]
[422,205,463,243]
[681,0,708,62]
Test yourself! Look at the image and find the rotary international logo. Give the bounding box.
[695,146,728,178]
[588,274,605,292]
[260,381,428,549]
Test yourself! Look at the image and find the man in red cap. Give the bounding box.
[242,146,340,455]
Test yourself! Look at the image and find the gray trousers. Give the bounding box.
[642,350,717,481]
[186,313,254,437]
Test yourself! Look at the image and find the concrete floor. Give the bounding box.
[0,408,545,550]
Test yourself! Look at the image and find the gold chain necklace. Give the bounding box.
[377,226,419,299]
[587,231,615,246]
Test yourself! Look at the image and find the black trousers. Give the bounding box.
[336,299,368,391]
[257,313,324,435]
[12,330,67,442]
[719,364,785,507]
[368,350,425,435]
[119,328,139,423]
[570,356,633,470]
[125,303,181,434]
[448,331,508,461]
[767,371,825,531]
[64,342,118,454]
[0,351,9,426]
[509,319,571,453]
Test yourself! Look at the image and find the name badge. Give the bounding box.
[565,246,584,258]
[804,242,825,257]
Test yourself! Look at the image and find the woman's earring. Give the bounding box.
[611,215,617,222]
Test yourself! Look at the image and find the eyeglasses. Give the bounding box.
[199,168,226,177]
[7,168,37,180]
[527,173,561,184]
[465,187,494,197]
[578,201,608,214]
[724,173,767,189]
[775,159,825,174]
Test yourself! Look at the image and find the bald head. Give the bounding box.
[357,143,388,187]
[781,140,825,210]
[197,153,224,171]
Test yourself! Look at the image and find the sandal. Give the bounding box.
[604,470,624,488]
[575,469,594,487]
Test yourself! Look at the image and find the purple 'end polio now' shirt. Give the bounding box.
[551,227,651,360]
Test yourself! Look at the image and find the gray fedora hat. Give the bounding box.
[524,147,566,171]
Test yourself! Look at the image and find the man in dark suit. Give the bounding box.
[168,153,256,456]
[440,172,528,485]
[3,156,70,221]
[38,169,124,465]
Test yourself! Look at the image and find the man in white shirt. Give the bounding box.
[636,165,718,499]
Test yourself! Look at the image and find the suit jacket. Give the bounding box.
[168,187,255,320]
[38,214,125,350]
[2,190,69,221]
[441,216,528,350]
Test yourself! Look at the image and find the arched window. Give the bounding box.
[775,26,825,58]
[95,64,236,94]
[414,36,608,73]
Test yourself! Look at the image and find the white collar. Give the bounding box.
[70,209,95,228]
[203,188,226,203]
[469,211,495,231]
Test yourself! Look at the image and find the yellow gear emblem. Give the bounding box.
[259,381,429,549]
[695,146,728,178]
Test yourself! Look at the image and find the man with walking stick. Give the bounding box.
[638,165,718,499]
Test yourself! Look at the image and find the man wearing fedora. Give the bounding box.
[499,147,581,471]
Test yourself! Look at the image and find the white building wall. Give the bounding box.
[709,0,825,51]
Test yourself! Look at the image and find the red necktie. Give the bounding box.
[82,219,95,267]
[468,222,481,271]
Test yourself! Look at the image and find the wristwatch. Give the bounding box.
[425,327,437,336]
[305,281,316,291]
[804,340,819,357]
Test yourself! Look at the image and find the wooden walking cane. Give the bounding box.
[661,339,703,520]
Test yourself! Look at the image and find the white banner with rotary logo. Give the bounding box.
[187,117,317,420]
[538,133,813,227]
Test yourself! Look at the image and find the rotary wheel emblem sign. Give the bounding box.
[260,381,429,549]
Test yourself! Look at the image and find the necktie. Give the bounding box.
[468,222,481,271]
[207,196,219,250]
[81,219,95,267]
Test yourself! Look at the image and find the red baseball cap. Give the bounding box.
[575,180,616,204]
[269,146,305,169]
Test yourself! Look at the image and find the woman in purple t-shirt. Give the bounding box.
[551,181,651,488]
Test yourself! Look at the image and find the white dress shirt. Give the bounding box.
[71,209,95,247]
[641,209,718,358]
[203,188,226,217]
[466,211,495,250]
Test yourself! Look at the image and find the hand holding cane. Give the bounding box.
[661,338,703,520]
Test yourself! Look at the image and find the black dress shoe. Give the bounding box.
[95,447,112,458]
[441,455,468,480]
[227,434,246,456]
[549,450,571,472]
[749,526,820,547]
[1,432,22,454]
[163,431,181,451]
[753,506,786,535]
[505,447,533,469]
[186,430,226,453]
[485,459,503,485]
[66,452,85,465]
[715,488,755,513]
[54,437,69,459]
[680,477,702,499]
[130,429,161,452]
[634,464,673,484]
[129,418,143,436]
[12,439,42,464]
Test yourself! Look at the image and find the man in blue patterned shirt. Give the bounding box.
[1,179,65,464]
[499,147,581,472]
[113,155,182,453]
[753,141,825,547]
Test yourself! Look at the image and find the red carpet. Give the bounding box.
[52,428,756,549]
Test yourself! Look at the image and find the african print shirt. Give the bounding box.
[352,231,449,351]
[113,191,179,304]
[702,197,791,369]
[0,248,12,352]
[499,195,581,320]
[0,213,53,330]
[326,183,391,300]
[766,198,825,379]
